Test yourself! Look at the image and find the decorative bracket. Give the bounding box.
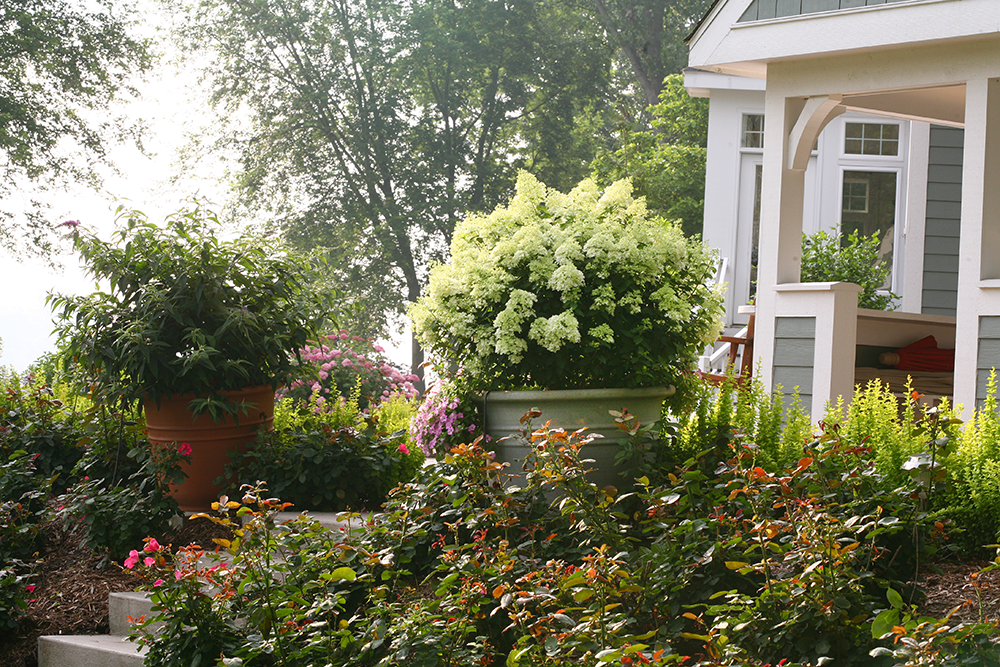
[788,94,845,171]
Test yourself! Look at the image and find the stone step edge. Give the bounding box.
[37,634,146,667]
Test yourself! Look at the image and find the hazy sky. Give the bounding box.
[0,57,410,374]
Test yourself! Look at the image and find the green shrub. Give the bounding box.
[672,374,809,473]
[0,372,87,491]
[56,443,186,562]
[228,413,424,512]
[944,370,1000,553]
[801,229,898,311]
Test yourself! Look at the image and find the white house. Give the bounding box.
[686,0,997,417]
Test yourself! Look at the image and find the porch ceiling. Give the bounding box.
[842,84,966,127]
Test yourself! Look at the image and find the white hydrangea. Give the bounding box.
[548,263,585,300]
[528,311,581,352]
[493,289,537,362]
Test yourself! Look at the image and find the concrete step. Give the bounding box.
[38,510,369,667]
[108,591,156,637]
[37,634,146,667]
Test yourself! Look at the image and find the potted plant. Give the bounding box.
[50,203,329,509]
[410,172,723,483]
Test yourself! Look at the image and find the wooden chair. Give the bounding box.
[703,306,755,385]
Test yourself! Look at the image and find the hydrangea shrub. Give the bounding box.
[279,332,419,412]
[410,172,723,390]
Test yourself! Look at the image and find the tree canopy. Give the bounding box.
[587,0,714,108]
[591,74,708,238]
[178,0,612,369]
[0,0,150,257]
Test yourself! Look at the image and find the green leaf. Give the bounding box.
[330,567,356,582]
[886,587,904,609]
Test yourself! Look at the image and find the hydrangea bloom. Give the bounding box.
[279,332,419,413]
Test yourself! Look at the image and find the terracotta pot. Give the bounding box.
[481,386,675,490]
[144,385,275,511]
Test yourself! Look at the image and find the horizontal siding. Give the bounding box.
[922,126,963,318]
[976,316,1000,403]
[927,146,964,166]
[923,254,958,273]
[773,316,815,413]
[740,0,908,21]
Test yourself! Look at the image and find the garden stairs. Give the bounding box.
[37,511,354,667]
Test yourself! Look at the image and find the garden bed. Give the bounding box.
[0,513,233,667]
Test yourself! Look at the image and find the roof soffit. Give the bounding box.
[688,0,994,77]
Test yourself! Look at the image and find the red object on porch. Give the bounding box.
[880,335,955,373]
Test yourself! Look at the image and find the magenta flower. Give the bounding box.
[398,443,410,455]
[25,584,36,593]
[145,538,161,552]
[174,570,183,581]
[144,556,156,567]
[177,443,192,457]
[59,219,81,228]
[153,579,164,587]
[124,550,141,569]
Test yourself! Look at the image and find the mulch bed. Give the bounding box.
[0,514,234,667]
[1,517,997,667]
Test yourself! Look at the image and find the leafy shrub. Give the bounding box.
[113,391,1000,667]
[672,373,810,473]
[56,443,186,561]
[129,488,368,667]
[0,372,87,491]
[944,371,1000,553]
[410,172,723,391]
[0,451,47,631]
[801,229,898,311]
[280,332,419,413]
[227,412,424,512]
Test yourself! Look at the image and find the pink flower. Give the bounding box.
[153,579,164,587]
[177,443,192,457]
[373,344,385,353]
[124,550,141,569]
[145,538,160,552]
[25,584,36,593]
[144,557,156,567]
[398,443,410,455]
[174,570,183,581]
[60,219,81,228]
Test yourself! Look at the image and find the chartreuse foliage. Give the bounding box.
[122,398,999,667]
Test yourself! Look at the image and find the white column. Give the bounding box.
[756,94,807,393]
[954,78,1000,415]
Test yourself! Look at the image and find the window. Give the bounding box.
[742,114,764,148]
[842,170,898,290]
[842,179,869,213]
[844,122,899,156]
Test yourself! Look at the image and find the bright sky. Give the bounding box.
[0,40,409,373]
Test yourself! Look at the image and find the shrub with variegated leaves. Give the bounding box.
[410,172,723,391]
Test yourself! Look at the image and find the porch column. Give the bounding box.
[954,77,1000,415]
[755,94,807,394]
[773,282,861,418]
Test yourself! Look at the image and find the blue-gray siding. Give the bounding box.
[923,126,964,317]
[773,317,816,409]
[977,317,1000,403]
[739,0,909,22]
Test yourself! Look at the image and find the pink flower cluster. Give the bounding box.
[280,332,419,413]
[410,380,485,457]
